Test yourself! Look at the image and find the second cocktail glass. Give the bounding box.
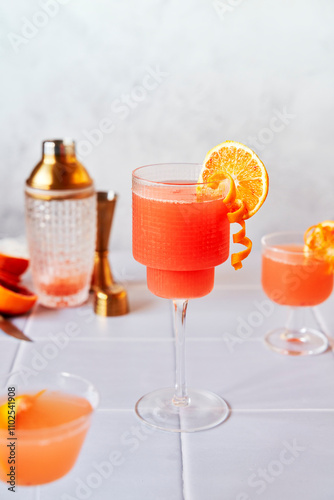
[132,163,230,432]
[261,231,333,355]
[0,371,99,498]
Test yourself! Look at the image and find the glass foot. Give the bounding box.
[135,387,229,432]
[264,327,329,356]
[37,287,89,308]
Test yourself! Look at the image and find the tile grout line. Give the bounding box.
[312,306,334,337]
[6,343,22,375]
[312,307,334,354]
[127,282,261,289]
[6,309,34,375]
[312,306,328,334]
[94,408,334,413]
[214,284,262,290]
[180,432,187,500]
[12,337,265,342]
[26,337,178,342]
[230,408,334,412]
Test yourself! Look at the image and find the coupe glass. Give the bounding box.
[132,163,231,432]
[261,231,333,355]
[0,371,99,498]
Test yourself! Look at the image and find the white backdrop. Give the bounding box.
[0,0,333,253]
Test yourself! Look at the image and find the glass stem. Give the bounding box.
[172,299,189,407]
[284,306,307,340]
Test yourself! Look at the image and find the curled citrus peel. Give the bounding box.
[0,390,46,428]
[304,220,334,272]
[198,141,268,269]
[218,175,252,270]
[198,173,252,270]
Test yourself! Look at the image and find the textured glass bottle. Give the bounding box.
[25,140,97,308]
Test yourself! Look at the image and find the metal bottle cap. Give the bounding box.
[94,287,129,317]
[42,138,76,156]
[26,139,94,198]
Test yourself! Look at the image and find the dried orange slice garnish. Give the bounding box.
[0,390,46,429]
[304,220,334,271]
[199,141,269,219]
[198,141,268,269]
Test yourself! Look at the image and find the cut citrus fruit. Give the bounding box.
[199,141,269,220]
[0,239,29,277]
[0,270,20,287]
[198,141,268,270]
[304,221,334,270]
[0,253,29,277]
[0,390,46,429]
[0,279,37,315]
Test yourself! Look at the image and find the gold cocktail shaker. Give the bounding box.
[25,139,97,308]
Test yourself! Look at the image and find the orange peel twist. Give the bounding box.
[220,175,252,270]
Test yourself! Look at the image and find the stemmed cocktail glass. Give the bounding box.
[261,231,333,355]
[132,163,231,432]
[0,371,99,498]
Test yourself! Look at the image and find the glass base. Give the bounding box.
[264,327,329,356]
[37,287,89,308]
[135,387,229,432]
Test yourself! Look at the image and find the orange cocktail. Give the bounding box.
[132,163,231,432]
[132,148,268,432]
[133,172,230,299]
[261,231,333,356]
[262,244,333,307]
[0,372,98,487]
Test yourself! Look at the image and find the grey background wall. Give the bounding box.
[0,0,333,252]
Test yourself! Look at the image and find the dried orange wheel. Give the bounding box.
[197,141,268,270]
[304,220,334,270]
[0,390,46,428]
[199,141,269,220]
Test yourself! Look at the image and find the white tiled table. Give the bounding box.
[1,251,334,500]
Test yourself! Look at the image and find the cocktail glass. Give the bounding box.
[0,371,99,498]
[132,163,231,432]
[261,231,333,355]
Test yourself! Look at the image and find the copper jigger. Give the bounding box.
[92,191,129,316]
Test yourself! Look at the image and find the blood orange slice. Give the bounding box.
[0,279,37,315]
[0,239,29,276]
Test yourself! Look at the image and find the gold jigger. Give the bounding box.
[92,191,129,316]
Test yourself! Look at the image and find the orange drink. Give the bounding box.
[0,372,98,488]
[262,244,333,306]
[261,232,332,356]
[0,391,92,486]
[132,154,269,432]
[133,177,230,299]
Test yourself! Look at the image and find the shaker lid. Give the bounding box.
[26,139,94,191]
